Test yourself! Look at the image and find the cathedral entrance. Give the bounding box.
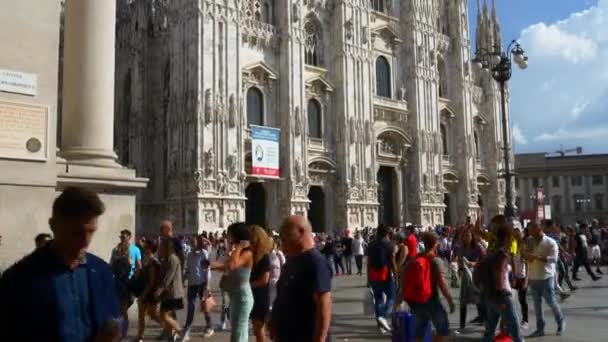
[377,166,397,226]
[308,186,326,233]
[245,183,266,227]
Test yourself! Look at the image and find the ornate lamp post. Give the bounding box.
[474,40,528,219]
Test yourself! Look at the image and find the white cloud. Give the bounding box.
[511,0,608,154]
[522,22,599,64]
[512,125,528,145]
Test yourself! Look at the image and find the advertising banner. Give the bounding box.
[251,125,280,178]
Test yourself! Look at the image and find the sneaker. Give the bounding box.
[528,330,545,338]
[521,321,529,331]
[572,277,582,281]
[557,320,566,336]
[218,320,227,331]
[181,329,190,342]
[377,316,391,331]
[593,276,602,281]
[560,292,571,301]
[203,328,215,338]
[570,286,579,291]
[597,269,604,275]
[470,316,483,324]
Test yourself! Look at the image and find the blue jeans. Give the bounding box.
[482,295,523,342]
[370,280,394,319]
[409,296,450,338]
[529,278,564,333]
[185,283,211,330]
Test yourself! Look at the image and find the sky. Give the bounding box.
[467,0,607,154]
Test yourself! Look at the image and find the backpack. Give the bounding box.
[368,240,390,282]
[402,255,433,304]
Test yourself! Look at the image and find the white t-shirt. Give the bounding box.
[528,235,559,281]
[352,238,365,256]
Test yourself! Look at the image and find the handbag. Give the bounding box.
[200,293,216,312]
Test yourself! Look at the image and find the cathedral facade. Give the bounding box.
[115,0,513,233]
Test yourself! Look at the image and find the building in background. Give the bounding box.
[115,0,514,233]
[515,153,608,225]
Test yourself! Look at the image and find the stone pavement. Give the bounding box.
[129,270,608,341]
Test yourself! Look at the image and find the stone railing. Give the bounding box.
[241,19,279,47]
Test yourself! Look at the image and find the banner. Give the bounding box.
[251,125,280,178]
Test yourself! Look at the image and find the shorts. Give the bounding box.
[408,296,449,338]
[590,245,601,259]
[160,298,184,312]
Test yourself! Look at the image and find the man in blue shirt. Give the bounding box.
[111,229,142,279]
[0,187,121,342]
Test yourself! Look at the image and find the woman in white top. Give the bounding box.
[352,232,366,276]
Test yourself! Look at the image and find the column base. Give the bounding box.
[59,147,121,168]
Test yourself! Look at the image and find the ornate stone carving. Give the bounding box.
[204,148,215,177]
[204,89,213,125]
[226,154,237,179]
[399,87,407,101]
[194,169,203,194]
[292,1,300,22]
[202,210,216,223]
[228,93,236,128]
[351,164,359,184]
[345,20,353,40]
[380,138,397,154]
[294,158,303,183]
[365,121,372,145]
[215,94,225,123]
[217,171,227,194]
[366,167,375,185]
[294,106,302,136]
[361,26,368,44]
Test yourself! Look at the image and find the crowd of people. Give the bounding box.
[1,186,608,342]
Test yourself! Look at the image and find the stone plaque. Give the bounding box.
[0,101,48,160]
[0,69,37,96]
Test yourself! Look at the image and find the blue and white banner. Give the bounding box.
[251,125,280,178]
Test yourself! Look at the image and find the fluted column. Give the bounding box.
[60,0,118,166]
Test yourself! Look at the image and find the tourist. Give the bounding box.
[366,225,396,333]
[155,238,185,341]
[249,225,273,342]
[342,229,354,275]
[136,239,162,342]
[183,235,214,340]
[271,215,332,342]
[321,235,337,275]
[513,226,530,331]
[268,238,285,308]
[526,221,565,337]
[0,187,121,341]
[34,232,52,249]
[353,231,366,275]
[557,231,577,291]
[211,222,254,342]
[405,225,418,259]
[403,232,455,342]
[111,229,142,338]
[589,220,603,274]
[572,224,601,281]
[454,228,486,332]
[478,223,523,342]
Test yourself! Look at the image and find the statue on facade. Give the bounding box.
[204,89,213,125]
[365,121,372,145]
[294,158,302,183]
[215,94,225,123]
[367,166,375,185]
[351,164,359,184]
[194,169,203,194]
[361,26,369,44]
[293,1,301,22]
[204,148,215,177]
[227,154,237,179]
[228,93,236,128]
[349,117,356,144]
[399,87,407,101]
[294,106,302,136]
[217,171,227,194]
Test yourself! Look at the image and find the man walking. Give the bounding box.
[366,225,397,333]
[183,235,214,339]
[526,222,565,337]
[271,215,332,342]
[572,224,601,281]
[0,187,121,341]
[342,230,354,275]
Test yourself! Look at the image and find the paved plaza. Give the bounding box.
[129,268,608,341]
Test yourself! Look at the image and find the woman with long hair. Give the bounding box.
[455,227,486,332]
[154,238,185,341]
[211,222,254,342]
[249,225,274,342]
[135,239,162,342]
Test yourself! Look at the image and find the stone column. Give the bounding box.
[60,0,119,166]
[395,165,404,226]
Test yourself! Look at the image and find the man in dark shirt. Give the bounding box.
[272,215,332,342]
[0,187,121,342]
[366,225,396,332]
[342,230,354,275]
[572,224,601,281]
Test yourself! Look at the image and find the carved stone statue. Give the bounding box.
[215,94,225,123]
[292,2,300,22]
[367,166,375,184]
[227,154,237,179]
[204,89,213,125]
[217,171,226,194]
[294,158,302,183]
[204,148,215,177]
[294,106,302,136]
[361,26,369,44]
[399,87,407,101]
[351,164,359,184]
[349,117,356,144]
[365,121,372,145]
[194,169,203,194]
[228,93,236,128]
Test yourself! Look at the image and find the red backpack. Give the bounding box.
[403,255,433,304]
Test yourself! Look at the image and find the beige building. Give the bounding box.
[0,0,146,269]
[115,0,515,233]
[515,153,608,225]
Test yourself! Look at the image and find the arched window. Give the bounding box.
[371,0,385,12]
[308,99,322,138]
[264,2,272,24]
[440,124,448,155]
[376,56,391,98]
[304,18,322,66]
[438,57,448,98]
[474,131,481,160]
[247,87,264,126]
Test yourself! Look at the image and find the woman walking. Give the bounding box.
[454,228,486,332]
[155,239,185,341]
[249,226,274,342]
[211,222,254,342]
[352,231,366,275]
[135,239,162,342]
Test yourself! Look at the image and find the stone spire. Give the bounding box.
[491,0,503,52]
[475,0,483,55]
[483,0,495,56]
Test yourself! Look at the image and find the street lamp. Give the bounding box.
[474,40,528,219]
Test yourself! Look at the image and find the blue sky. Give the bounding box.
[468,0,607,154]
